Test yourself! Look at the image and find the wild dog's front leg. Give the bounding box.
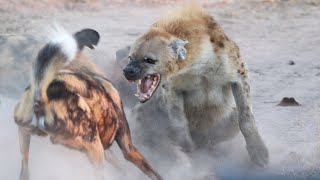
[231,81,269,167]
[14,86,34,127]
[18,128,31,180]
[164,84,195,152]
[15,87,34,180]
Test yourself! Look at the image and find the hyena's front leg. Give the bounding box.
[164,87,195,152]
[162,74,199,152]
[18,128,31,180]
[231,81,269,167]
[163,74,203,152]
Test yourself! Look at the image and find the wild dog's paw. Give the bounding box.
[19,160,30,180]
[246,137,269,167]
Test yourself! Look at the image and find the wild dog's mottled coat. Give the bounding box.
[14,27,162,180]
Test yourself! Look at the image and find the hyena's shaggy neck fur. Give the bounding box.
[149,5,228,73]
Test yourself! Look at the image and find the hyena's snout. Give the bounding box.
[123,65,143,80]
[123,60,143,81]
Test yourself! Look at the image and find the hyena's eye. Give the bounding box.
[128,56,133,61]
[144,57,157,64]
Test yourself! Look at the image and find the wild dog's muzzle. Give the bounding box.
[34,100,44,119]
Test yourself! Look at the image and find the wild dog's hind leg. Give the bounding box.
[50,134,105,180]
[104,149,125,173]
[231,79,269,167]
[116,117,163,180]
[84,135,105,180]
[18,128,31,180]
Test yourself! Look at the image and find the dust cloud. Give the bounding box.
[1,0,320,179]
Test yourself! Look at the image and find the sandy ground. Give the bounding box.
[1,0,320,179]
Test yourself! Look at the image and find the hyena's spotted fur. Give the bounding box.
[124,5,269,167]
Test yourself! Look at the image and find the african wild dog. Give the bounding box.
[123,5,269,167]
[14,26,162,180]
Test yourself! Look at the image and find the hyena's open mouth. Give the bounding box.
[134,73,160,103]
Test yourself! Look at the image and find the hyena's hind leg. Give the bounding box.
[115,116,163,180]
[18,128,31,180]
[231,74,269,167]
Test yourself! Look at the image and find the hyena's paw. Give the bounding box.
[180,137,195,153]
[246,137,269,167]
[174,131,195,153]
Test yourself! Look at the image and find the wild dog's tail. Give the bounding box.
[33,24,100,83]
[46,24,100,63]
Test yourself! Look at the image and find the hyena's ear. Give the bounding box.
[74,29,100,50]
[169,38,188,60]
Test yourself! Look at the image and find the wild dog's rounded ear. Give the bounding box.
[47,80,69,100]
[169,38,188,60]
[74,29,100,50]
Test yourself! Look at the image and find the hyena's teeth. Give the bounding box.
[134,93,139,97]
[151,85,155,89]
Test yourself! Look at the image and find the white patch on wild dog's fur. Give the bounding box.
[47,24,77,63]
[38,116,46,130]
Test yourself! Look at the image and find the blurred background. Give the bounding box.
[0,0,320,179]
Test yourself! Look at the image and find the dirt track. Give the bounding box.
[1,0,320,179]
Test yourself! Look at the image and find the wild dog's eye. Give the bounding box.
[144,57,157,64]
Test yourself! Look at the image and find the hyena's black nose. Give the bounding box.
[123,67,136,75]
[123,66,139,80]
